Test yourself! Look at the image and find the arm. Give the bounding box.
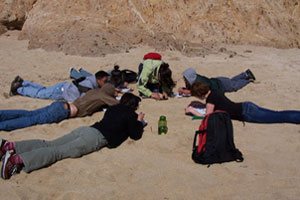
[103,97,119,106]
[185,106,205,117]
[128,120,144,140]
[178,87,191,95]
[205,103,215,115]
[128,112,144,140]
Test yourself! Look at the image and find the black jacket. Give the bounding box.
[91,104,144,148]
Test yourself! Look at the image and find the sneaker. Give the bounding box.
[0,139,7,161]
[245,69,256,81]
[1,152,22,180]
[9,76,23,96]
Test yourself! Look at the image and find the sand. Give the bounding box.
[0,31,300,200]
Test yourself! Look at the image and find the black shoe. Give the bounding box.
[9,76,23,96]
[245,69,256,81]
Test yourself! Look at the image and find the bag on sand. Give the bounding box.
[111,65,138,85]
[192,110,243,166]
[121,69,138,83]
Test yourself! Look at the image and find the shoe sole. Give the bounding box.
[246,70,256,81]
[0,139,2,160]
[1,151,11,179]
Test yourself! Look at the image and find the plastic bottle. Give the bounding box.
[158,115,168,135]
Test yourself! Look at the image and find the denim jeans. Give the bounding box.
[242,102,300,124]
[17,80,66,100]
[0,101,70,131]
[217,72,250,92]
[69,68,92,80]
[14,126,108,173]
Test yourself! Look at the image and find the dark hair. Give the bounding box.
[120,93,141,111]
[159,63,176,90]
[95,70,109,80]
[110,65,123,87]
[190,81,210,98]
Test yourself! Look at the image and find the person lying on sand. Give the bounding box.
[178,68,255,96]
[186,81,300,124]
[0,93,145,180]
[0,83,118,131]
[9,70,109,102]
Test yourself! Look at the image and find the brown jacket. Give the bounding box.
[73,83,118,117]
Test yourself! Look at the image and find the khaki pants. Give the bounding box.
[15,126,107,173]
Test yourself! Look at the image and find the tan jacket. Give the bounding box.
[73,83,118,117]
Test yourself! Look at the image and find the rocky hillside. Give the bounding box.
[1,0,300,56]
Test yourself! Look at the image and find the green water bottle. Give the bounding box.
[158,115,168,135]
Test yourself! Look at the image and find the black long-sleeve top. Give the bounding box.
[91,104,144,148]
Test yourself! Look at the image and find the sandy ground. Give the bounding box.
[0,31,300,200]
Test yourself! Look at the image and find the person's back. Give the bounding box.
[137,59,163,92]
[9,70,109,102]
[92,93,144,148]
[137,58,175,99]
[195,75,225,93]
[183,68,224,92]
[181,67,255,95]
[62,75,98,102]
[62,71,109,102]
[92,104,143,148]
[73,83,118,117]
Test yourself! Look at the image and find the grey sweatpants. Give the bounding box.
[15,126,108,173]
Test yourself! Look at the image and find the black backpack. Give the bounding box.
[121,69,138,83]
[192,110,243,166]
[111,65,138,87]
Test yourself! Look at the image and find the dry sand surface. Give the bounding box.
[0,31,300,200]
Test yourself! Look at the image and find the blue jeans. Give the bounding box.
[17,80,66,100]
[217,72,250,92]
[242,102,300,124]
[70,68,92,80]
[0,101,70,131]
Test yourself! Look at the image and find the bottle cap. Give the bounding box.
[159,116,166,120]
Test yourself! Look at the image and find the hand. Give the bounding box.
[162,92,168,100]
[181,88,191,95]
[123,82,129,87]
[185,106,194,114]
[178,87,184,94]
[114,88,120,97]
[151,93,161,100]
[138,112,145,121]
[185,106,203,117]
